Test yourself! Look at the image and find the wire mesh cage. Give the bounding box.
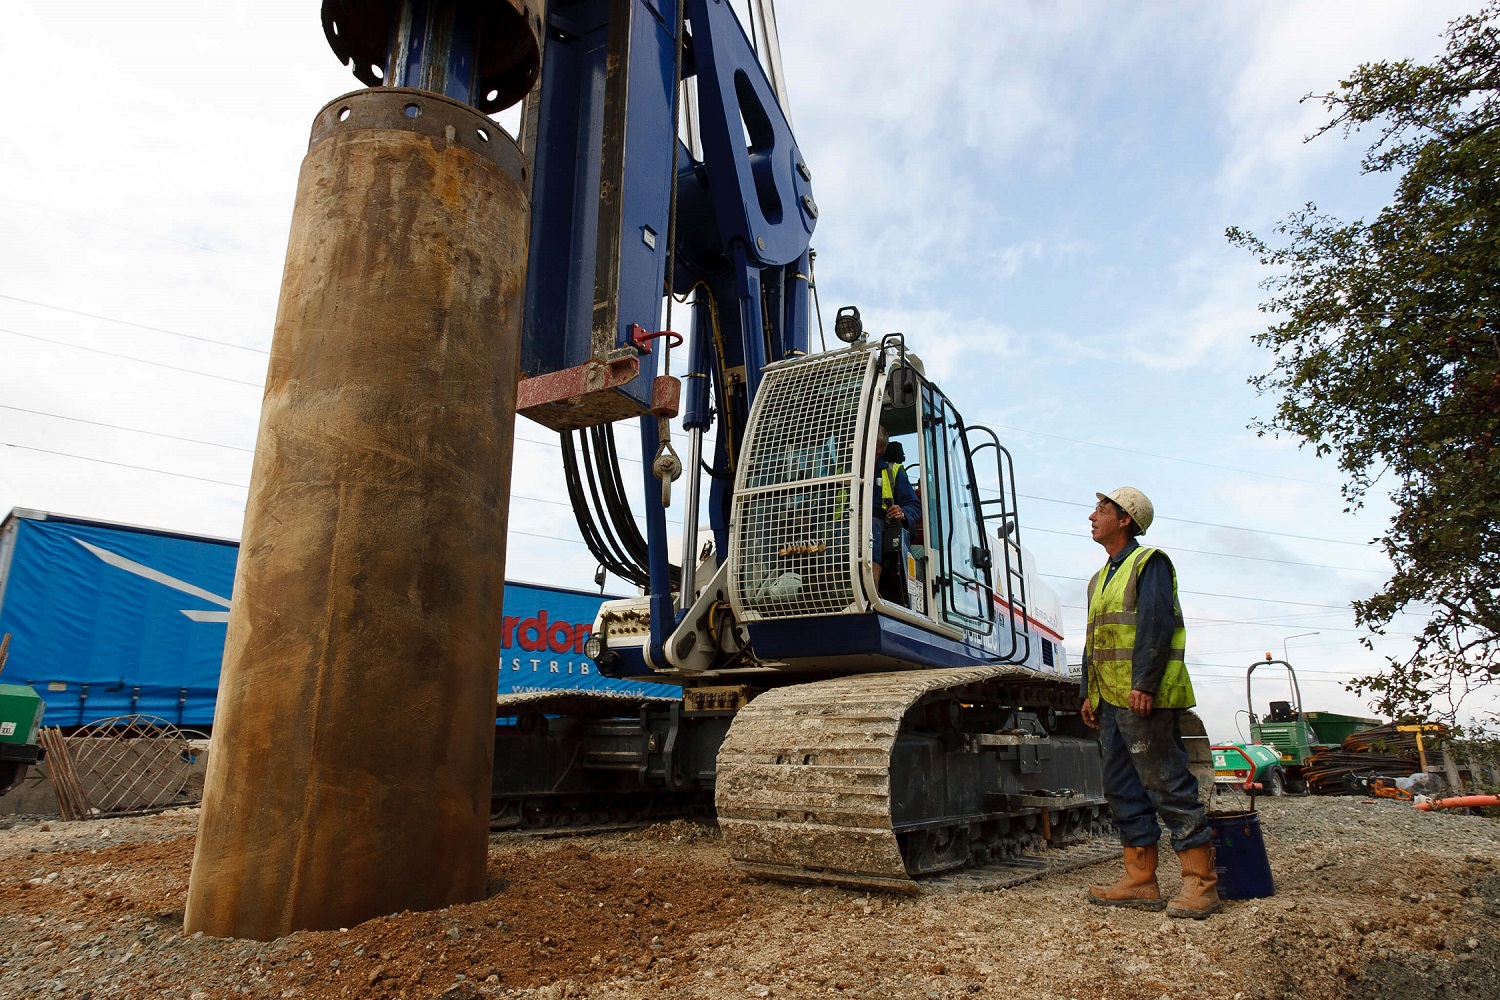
[732,348,876,620]
[48,715,200,817]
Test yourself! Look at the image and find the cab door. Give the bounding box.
[918,385,994,635]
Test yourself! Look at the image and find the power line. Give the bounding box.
[0,404,254,453]
[0,196,265,261]
[1062,603,1354,631]
[512,528,588,545]
[1018,493,1377,548]
[1064,656,1374,681]
[0,439,681,526]
[1024,524,1386,574]
[1040,571,1374,612]
[993,421,1329,487]
[509,490,685,527]
[0,316,1390,554]
[1183,610,1350,629]
[0,432,1431,623]
[1192,637,1391,657]
[1,443,247,489]
[0,292,269,355]
[1188,660,1365,678]
[1,432,1413,618]
[0,327,264,388]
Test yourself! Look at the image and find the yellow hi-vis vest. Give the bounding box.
[838,462,900,523]
[880,463,902,505]
[1084,546,1193,711]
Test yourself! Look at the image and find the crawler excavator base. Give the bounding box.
[715,665,1113,892]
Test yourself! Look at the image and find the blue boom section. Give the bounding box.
[0,513,673,729]
[522,0,681,414]
[519,0,817,665]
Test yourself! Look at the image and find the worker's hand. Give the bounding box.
[885,505,905,522]
[1080,699,1097,729]
[1128,689,1154,717]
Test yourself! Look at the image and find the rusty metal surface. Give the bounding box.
[321,0,544,113]
[515,356,648,431]
[715,665,1073,887]
[184,90,529,940]
[310,88,526,177]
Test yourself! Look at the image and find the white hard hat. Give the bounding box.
[1096,487,1154,535]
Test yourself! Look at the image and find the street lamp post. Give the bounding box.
[1283,631,1320,663]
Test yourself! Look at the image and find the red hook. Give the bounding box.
[630,323,684,354]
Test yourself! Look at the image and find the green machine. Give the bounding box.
[1213,742,1287,795]
[0,634,46,796]
[1247,654,1378,793]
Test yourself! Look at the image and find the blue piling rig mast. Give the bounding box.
[318,0,1125,889]
[516,0,816,672]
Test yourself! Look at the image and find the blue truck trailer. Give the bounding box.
[0,509,670,730]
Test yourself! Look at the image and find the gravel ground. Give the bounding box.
[0,796,1496,1000]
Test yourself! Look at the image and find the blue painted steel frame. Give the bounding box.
[596,610,1051,680]
[521,0,818,661]
[386,0,482,103]
[684,0,816,270]
[522,0,679,405]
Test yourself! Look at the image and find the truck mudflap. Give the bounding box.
[715,665,1111,891]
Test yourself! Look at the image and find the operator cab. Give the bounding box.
[723,332,1066,676]
[586,330,1067,682]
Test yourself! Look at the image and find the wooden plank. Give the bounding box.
[1442,750,1464,794]
[39,728,91,822]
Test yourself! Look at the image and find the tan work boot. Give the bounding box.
[1088,844,1163,910]
[1167,843,1222,918]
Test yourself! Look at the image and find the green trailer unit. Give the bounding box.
[1302,711,1381,746]
[1246,656,1379,792]
[1213,742,1286,795]
[0,680,45,796]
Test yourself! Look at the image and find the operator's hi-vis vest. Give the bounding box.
[1084,546,1193,711]
[880,463,903,505]
[835,461,900,524]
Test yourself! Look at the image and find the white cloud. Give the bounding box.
[1217,0,1474,209]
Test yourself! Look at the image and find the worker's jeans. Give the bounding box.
[1097,701,1211,852]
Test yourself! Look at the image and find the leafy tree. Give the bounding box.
[1228,4,1500,728]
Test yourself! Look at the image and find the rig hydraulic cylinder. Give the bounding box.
[184,85,531,939]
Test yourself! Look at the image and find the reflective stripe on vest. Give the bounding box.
[1084,546,1193,710]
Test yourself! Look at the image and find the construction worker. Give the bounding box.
[1079,487,1220,919]
[871,424,919,590]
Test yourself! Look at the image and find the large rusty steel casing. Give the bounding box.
[184,88,528,940]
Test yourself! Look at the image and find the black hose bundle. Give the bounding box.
[560,425,680,592]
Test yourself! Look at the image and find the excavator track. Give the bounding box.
[715,665,1111,892]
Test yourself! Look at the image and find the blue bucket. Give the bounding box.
[1208,809,1275,900]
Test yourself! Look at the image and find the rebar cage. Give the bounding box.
[729,348,879,620]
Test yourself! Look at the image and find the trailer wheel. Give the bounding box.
[1266,768,1286,797]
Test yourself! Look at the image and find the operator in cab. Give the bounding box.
[1078,487,1220,919]
[871,423,920,592]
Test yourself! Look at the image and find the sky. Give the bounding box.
[0,1,1491,740]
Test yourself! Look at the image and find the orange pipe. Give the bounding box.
[1416,795,1500,810]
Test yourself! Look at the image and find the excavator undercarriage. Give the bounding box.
[493,666,1119,892]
